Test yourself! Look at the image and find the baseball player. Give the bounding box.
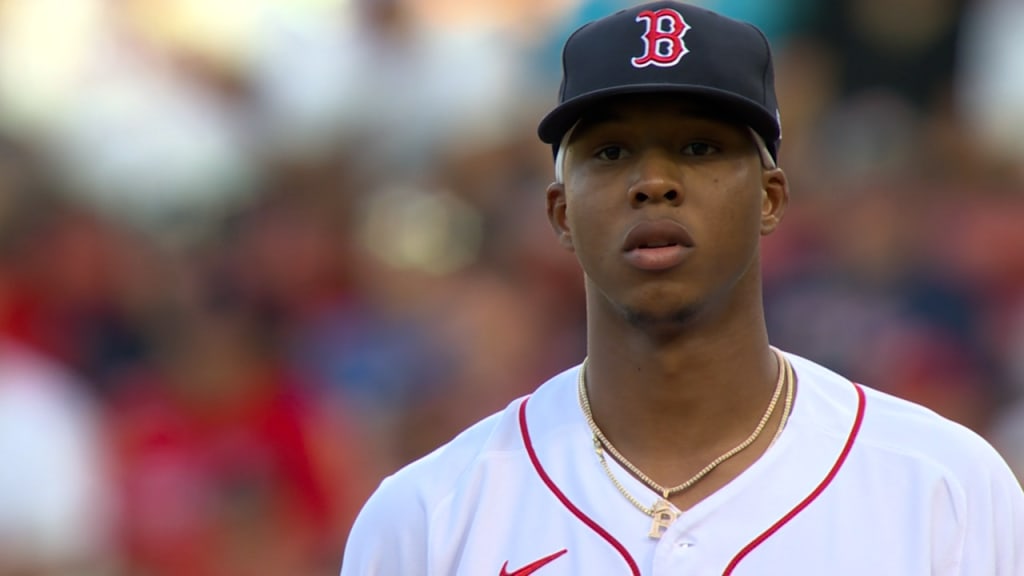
[340,2,1024,574]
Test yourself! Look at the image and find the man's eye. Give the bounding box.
[595,146,626,161]
[682,142,719,156]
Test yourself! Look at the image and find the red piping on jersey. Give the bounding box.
[518,397,642,576]
[723,382,867,575]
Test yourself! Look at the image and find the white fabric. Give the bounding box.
[341,351,1024,575]
[0,340,113,563]
[957,0,1024,160]
[553,121,578,184]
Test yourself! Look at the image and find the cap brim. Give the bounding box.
[537,84,780,151]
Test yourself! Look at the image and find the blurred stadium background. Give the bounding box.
[0,0,1022,574]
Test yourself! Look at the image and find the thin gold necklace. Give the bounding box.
[579,348,791,538]
[769,353,794,447]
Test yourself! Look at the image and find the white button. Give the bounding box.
[676,541,694,549]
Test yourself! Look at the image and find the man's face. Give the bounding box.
[546,95,788,329]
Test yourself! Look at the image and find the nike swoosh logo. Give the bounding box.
[499,549,568,576]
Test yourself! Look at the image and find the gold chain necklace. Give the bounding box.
[770,353,795,447]
[578,348,792,538]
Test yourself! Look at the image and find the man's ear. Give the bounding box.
[546,182,575,251]
[760,167,789,236]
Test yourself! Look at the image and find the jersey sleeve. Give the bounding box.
[339,473,431,576]
[955,438,1024,575]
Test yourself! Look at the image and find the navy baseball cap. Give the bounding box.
[538,0,781,162]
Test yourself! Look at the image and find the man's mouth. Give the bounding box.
[622,220,694,271]
[623,220,694,252]
[636,241,678,249]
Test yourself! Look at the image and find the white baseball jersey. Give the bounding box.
[340,351,1024,575]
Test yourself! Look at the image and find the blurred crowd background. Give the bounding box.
[0,0,1023,574]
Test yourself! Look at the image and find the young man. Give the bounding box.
[340,2,1024,574]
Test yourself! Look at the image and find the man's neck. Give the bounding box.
[581,293,779,479]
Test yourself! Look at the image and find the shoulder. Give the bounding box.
[341,365,580,574]
[788,352,1023,532]
[355,364,580,512]
[790,350,1015,479]
[788,351,1007,475]
[789,352,1023,551]
[386,398,528,502]
[341,399,522,574]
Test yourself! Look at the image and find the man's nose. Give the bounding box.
[627,153,683,208]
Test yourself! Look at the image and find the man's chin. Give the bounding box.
[622,302,701,334]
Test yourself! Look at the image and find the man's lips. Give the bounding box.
[623,219,695,251]
[622,219,694,271]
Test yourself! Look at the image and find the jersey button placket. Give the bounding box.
[652,518,699,573]
[671,535,697,558]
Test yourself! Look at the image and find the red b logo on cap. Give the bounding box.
[631,9,690,68]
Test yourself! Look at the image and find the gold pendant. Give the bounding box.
[648,498,680,539]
